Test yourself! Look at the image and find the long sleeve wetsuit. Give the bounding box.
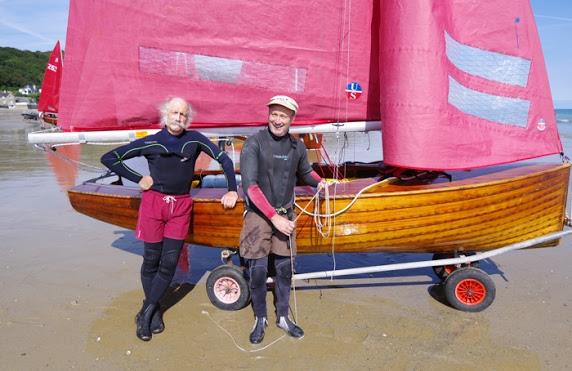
[239,128,322,321]
[101,128,237,194]
[240,128,320,219]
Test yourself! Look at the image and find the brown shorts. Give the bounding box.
[239,210,296,259]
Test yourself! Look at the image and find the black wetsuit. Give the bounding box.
[239,128,319,319]
[101,127,237,194]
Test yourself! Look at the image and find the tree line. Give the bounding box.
[0,47,51,90]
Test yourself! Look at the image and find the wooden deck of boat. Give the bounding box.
[68,162,570,254]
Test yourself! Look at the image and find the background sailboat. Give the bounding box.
[37,41,63,125]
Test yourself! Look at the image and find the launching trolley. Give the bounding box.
[206,230,572,313]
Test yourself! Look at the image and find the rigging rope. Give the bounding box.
[289,234,299,325]
[35,143,108,173]
[315,0,354,281]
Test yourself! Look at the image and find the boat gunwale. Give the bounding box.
[68,162,570,200]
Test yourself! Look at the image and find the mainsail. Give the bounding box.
[46,0,561,171]
[59,0,378,132]
[38,41,63,114]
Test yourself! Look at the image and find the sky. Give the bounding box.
[0,0,571,107]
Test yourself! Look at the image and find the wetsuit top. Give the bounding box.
[101,128,237,195]
[240,128,321,220]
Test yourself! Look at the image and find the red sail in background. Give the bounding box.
[38,41,63,114]
[59,0,378,132]
[380,1,562,170]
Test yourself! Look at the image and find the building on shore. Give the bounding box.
[0,93,37,110]
[18,85,39,96]
[0,92,16,108]
[14,96,37,110]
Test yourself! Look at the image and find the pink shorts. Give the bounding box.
[135,190,193,242]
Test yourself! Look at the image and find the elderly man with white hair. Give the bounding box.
[101,96,238,341]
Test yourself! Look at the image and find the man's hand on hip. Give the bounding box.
[138,176,153,190]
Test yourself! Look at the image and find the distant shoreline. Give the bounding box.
[0,107,36,112]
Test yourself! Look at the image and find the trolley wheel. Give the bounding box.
[444,267,495,312]
[432,253,480,280]
[206,265,250,311]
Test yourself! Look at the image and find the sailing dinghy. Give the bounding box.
[37,41,63,126]
[29,0,571,312]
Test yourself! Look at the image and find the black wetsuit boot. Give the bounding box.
[136,303,157,341]
[150,306,164,334]
[135,301,163,334]
[276,316,304,338]
[249,316,268,344]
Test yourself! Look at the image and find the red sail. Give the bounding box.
[38,41,63,114]
[379,0,562,170]
[59,0,378,132]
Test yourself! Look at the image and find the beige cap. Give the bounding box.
[267,95,299,114]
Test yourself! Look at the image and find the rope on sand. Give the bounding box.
[201,310,285,352]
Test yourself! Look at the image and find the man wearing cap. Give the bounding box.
[239,95,326,344]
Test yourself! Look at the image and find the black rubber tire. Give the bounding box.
[206,265,250,311]
[432,253,480,281]
[444,267,495,312]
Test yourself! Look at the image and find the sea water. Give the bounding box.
[556,109,572,141]
[556,108,572,124]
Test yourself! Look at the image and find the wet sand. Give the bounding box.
[1,110,572,370]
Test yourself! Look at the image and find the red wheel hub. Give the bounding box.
[455,278,486,305]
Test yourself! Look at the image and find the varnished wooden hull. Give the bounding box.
[68,163,570,254]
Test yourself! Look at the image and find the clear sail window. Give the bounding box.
[139,46,307,92]
[448,77,530,127]
[445,32,531,88]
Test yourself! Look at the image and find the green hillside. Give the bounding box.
[0,47,50,90]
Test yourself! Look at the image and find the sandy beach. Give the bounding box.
[1,110,571,370]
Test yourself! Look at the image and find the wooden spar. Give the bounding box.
[67,162,571,254]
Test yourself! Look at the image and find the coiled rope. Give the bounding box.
[294,177,396,238]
